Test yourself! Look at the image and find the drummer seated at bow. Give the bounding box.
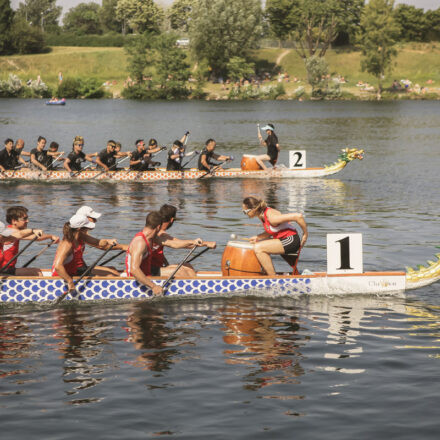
[64,136,95,174]
[151,204,216,277]
[1,206,59,276]
[197,138,232,172]
[242,196,308,276]
[52,214,128,293]
[96,140,117,172]
[256,123,280,171]
[30,136,62,172]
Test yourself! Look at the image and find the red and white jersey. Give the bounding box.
[262,208,297,240]
[52,240,85,276]
[0,226,19,269]
[126,231,153,276]
[151,242,165,268]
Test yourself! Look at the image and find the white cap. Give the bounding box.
[75,205,101,219]
[69,214,95,230]
[261,124,275,131]
[0,221,13,237]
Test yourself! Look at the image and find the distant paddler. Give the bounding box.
[151,204,216,277]
[197,138,232,172]
[256,123,280,170]
[64,136,95,174]
[0,138,19,172]
[30,136,63,172]
[166,132,195,171]
[52,214,128,294]
[242,196,308,275]
[13,139,30,168]
[0,206,59,276]
[96,139,117,172]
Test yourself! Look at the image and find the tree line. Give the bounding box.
[1,0,440,100]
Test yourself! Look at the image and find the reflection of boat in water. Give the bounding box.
[0,245,439,303]
[0,149,364,182]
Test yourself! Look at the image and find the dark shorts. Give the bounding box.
[280,234,300,254]
[151,266,161,276]
[76,266,88,276]
[0,266,16,275]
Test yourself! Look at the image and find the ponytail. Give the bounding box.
[63,222,76,243]
[243,197,267,215]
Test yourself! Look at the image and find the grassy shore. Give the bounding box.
[1,42,440,99]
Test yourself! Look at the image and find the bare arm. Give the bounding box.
[31,153,47,171]
[250,231,271,243]
[95,157,109,171]
[83,234,127,251]
[267,210,308,246]
[129,238,162,295]
[158,233,203,249]
[64,157,73,172]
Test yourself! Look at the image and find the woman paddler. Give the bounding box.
[255,123,280,171]
[52,214,127,293]
[242,196,308,275]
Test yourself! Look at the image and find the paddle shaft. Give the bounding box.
[0,236,39,272]
[22,239,55,268]
[101,249,125,266]
[186,246,210,264]
[181,151,199,169]
[198,160,229,179]
[55,244,116,304]
[162,246,198,293]
[92,156,130,179]
[71,161,95,177]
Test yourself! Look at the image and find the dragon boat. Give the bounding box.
[0,148,364,182]
[0,241,438,304]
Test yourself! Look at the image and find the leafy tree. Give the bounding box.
[265,0,299,44]
[334,0,365,46]
[226,57,255,82]
[394,4,428,42]
[425,8,440,41]
[168,0,193,33]
[16,0,62,31]
[189,0,263,77]
[100,0,121,33]
[124,34,153,82]
[0,0,14,55]
[357,0,399,99]
[11,16,47,53]
[115,0,163,35]
[63,3,102,35]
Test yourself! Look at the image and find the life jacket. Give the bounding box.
[125,231,153,276]
[262,208,297,240]
[52,239,85,276]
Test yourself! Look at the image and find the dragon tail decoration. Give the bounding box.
[324,148,364,171]
[406,253,440,290]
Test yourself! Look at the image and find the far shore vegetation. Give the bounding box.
[1,0,440,101]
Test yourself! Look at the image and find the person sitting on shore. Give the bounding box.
[64,136,95,174]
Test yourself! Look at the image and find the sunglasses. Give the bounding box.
[19,216,29,221]
[242,208,251,215]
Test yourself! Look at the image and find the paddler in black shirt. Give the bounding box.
[30,136,50,171]
[0,138,18,172]
[197,138,232,172]
[64,136,95,173]
[96,140,117,172]
[256,123,280,170]
[14,139,30,167]
[129,139,149,171]
[166,132,192,171]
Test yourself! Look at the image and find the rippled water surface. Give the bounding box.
[0,99,439,439]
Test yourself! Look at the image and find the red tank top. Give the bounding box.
[0,226,20,269]
[262,207,297,240]
[52,239,85,276]
[126,231,153,276]
[151,243,165,268]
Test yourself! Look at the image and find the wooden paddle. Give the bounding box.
[186,246,210,264]
[0,235,39,273]
[55,243,116,304]
[101,249,125,266]
[91,156,130,180]
[22,239,56,268]
[71,161,95,178]
[161,246,198,295]
[181,151,199,169]
[198,158,232,179]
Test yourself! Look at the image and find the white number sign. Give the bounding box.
[289,150,306,169]
[327,233,363,275]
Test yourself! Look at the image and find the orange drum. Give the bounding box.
[240,155,262,171]
[221,241,264,276]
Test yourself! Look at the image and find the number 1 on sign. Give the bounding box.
[327,233,363,274]
[336,236,353,270]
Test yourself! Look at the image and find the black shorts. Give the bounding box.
[280,234,300,254]
[76,266,88,276]
[151,266,161,276]
[0,266,16,275]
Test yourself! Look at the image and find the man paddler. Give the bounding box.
[96,140,117,172]
[1,206,59,276]
[64,136,95,174]
[197,138,232,172]
[13,139,30,168]
[0,138,18,172]
[151,204,216,277]
[30,136,62,172]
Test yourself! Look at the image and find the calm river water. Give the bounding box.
[0,99,439,439]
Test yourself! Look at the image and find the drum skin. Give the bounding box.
[221,241,264,276]
[240,155,262,171]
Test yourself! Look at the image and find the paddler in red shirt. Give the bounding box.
[1,206,59,276]
[242,196,308,276]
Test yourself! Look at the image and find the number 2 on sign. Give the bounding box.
[289,150,306,169]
